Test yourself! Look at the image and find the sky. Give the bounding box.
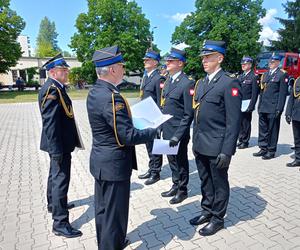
[10,0,288,55]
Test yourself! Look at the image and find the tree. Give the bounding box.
[70,0,152,82]
[0,0,25,73]
[270,0,300,53]
[36,17,60,57]
[172,0,265,78]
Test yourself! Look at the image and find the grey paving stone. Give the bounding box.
[1,100,300,250]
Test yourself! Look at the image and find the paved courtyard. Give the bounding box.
[0,99,300,250]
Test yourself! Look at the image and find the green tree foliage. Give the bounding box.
[270,0,300,53]
[70,0,152,83]
[172,0,265,78]
[26,67,37,83]
[36,17,60,57]
[0,0,25,73]
[68,62,96,86]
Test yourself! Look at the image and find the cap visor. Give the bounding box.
[199,51,219,57]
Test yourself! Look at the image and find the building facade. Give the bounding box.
[0,57,82,86]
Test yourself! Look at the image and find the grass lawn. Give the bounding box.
[0,88,139,104]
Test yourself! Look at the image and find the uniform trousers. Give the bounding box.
[292,120,300,161]
[167,135,190,194]
[194,151,230,223]
[238,111,252,144]
[94,179,130,250]
[145,139,162,174]
[258,112,281,152]
[47,153,71,229]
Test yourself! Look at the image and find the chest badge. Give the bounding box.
[231,88,239,97]
[189,88,194,96]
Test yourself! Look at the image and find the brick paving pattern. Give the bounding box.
[0,99,300,250]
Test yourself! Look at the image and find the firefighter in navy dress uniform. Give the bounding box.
[160,48,195,204]
[86,45,156,250]
[138,49,163,185]
[285,77,300,168]
[38,54,82,238]
[190,40,242,236]
[253,54,288,159]
[237,56,259,149]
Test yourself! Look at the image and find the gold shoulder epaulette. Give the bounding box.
[188,76,194,81]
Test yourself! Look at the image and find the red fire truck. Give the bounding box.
[255,52,300,85]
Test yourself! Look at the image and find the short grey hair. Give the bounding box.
[96,66,110,76]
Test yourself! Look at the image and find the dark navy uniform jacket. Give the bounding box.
[238,70,259,111]
[161,72,195,140]
[87,79,156,182]
[140,69,162,106]
[258,68,288,114]
[38,78,80,155]
[286,77,300,121]
[193,70,242,157]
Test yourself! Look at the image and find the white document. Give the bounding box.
[131,97,172,129]
[152,139,180,155]
[241,99,251,112]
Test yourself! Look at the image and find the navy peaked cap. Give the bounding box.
[165,48,186,62]
[270,53,283,61]
[92,45,124,67]
[241,56,253,64]
[200,40,226,56]
[42,53,70,71]
[143,49,161,61]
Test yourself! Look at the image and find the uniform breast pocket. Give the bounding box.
[169,92,181,100]
[205,96,221,104]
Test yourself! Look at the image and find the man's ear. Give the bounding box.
[218,54,224,64]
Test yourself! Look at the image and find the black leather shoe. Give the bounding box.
[189,214,212,226]
[238,143,249,149]
[138,171,151,179]
[253,149,267,157]
[286,160,300,167]
[236,141,242,147]
[161,187,178,197]
[48,203,75,213]
[199,221,224,236]
[169,193,187,204]
[262,152,275,160]
[53,224,82,238]
[144,174,160,185]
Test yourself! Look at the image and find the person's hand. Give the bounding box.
[285,115,291,124]
[169,136,179,147]
[275,110,281,118]
[51,154,63,164]
[156,127,162,139]
[215,153,231,169]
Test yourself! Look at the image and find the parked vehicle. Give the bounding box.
[255,52,300,87]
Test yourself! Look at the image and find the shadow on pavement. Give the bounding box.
[128,185,266,249]
[70,182,143,229]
